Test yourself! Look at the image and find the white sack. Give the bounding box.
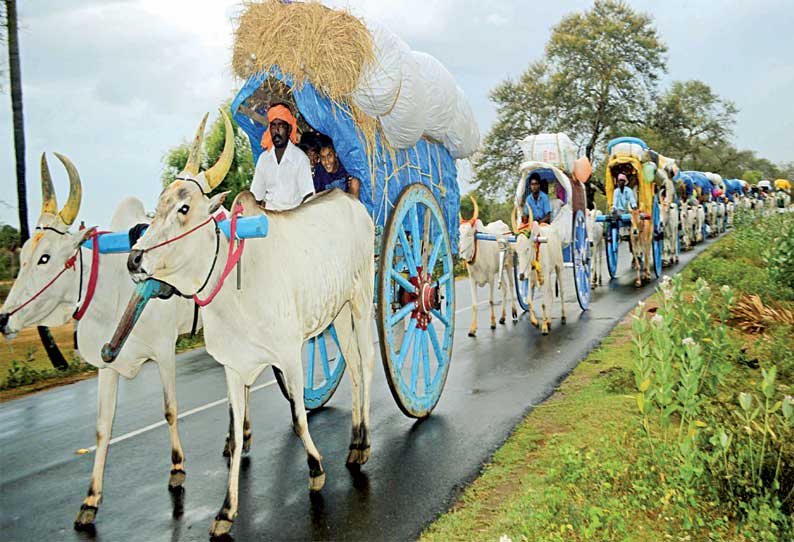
[380,51,427,149]
[352,21,408,117]
[411,51,457,141]
[519,133,578,173]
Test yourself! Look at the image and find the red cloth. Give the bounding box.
[261,104,299,151]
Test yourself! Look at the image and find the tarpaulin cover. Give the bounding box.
[723,179,743,201]
[518,133,579,174]
[232,69,460,253]
[681,171,714,200]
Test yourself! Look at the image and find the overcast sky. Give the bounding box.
[1,0,792,229]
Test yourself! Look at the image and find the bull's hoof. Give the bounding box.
[243,434,252,453]
[467,330,476,338]
[512,314,518,323]
[561,316,567,325]
[74,504,98,529]
[531,319,539,329]
[490,323,496,330]
[222,438,231,458]
[309,472,326,492]
[541,325,550,336]
[499,317,506,325]
[635,280,642,288]
[209,517,234,540]
[346,446,371,467]
[169,468,186,489]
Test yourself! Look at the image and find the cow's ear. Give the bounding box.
[72,226,98,251]
[208,191,230,214]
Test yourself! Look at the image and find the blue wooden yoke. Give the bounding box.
[82,215,270,254]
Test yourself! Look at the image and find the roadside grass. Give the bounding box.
[422,210,794,542]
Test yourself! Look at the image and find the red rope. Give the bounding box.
[73,231,104,321]
[142,215,217,253]
[193,206,245,307]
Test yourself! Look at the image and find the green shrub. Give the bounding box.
[1,352,95,390]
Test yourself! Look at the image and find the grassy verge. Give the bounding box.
[422,210,794,542]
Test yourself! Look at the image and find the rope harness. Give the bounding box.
[5,228,104,321]
[138,206,244,307]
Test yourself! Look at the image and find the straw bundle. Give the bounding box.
[232,1,375,105]
[729,294,794,334]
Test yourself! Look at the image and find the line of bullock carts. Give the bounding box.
[1,2,792,539]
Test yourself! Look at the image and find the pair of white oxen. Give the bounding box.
[0,111,377,539]
[458,197,568,337]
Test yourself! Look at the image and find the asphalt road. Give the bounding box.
[0,236,717,542]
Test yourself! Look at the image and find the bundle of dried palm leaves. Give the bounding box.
[729,294,794,334]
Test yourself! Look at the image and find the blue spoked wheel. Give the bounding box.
[376,183,455,418]
[274,324,346,410]
[652,195,663,278]
[605,219,620,279]
[572,210,591,310]
[513,252,529,312]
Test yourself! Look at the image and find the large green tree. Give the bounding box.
[162,105,254,203]
[474,62,558,200]
[475,0,667,198]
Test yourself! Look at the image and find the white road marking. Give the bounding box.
[81,297,490,453]
[83,379,277,453]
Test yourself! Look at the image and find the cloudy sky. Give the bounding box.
[1,0,792,229]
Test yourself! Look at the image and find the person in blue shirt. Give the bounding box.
[612,173,637,213]
[523,173,551,224]
[313,134,361,200]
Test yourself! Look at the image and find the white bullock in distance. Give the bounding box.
[0,154,205,529]
[585,209,604,288]
[511,207,566,335]
[458,197,518,337]
[122,111,376,539]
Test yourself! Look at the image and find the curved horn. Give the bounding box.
[40,153,59,216]
[203,108,235,192]
[183,112,209,176]
[469,196,479,225]
[525,200,534,225]
[511,205,519,234]
[53,152,82,226]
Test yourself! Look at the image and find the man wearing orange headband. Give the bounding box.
[250,102,314,210]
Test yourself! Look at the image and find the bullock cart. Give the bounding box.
[103,3,477,420]
[599,137,664,280]
[681,171,717,240]
[473,133,591,311]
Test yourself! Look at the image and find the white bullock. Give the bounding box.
[658,175,679,266]
[585,209,604,288]
[511,208,566,335]
[0,154,205,529]
[122,111,375,538]
[458,197,517,336]
[695,203,706,243]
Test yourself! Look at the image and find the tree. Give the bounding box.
[547,0,666,175]
[474,0,667,198]
[637,80,737,170]
[162,105,254,203]
[474,62,558,200]
[5,0,29,244]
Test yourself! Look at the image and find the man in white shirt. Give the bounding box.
[250,103,314,211]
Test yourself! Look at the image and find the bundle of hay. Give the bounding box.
[233,0,374,104]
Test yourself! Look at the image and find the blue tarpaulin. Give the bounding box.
[231,70,461,254]
[723,178,743,201]
[606,136,648,154]
[681,171,713,200]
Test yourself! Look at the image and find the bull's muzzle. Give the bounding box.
[0,312,9,335]
[127,250,144,273]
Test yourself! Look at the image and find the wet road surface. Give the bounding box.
[0,237,717,541]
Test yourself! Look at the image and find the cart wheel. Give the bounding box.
[572,209,591,310]
[274,324,346,410]
[376,183,455,418]
[652,195,663,278]
[513,252,529,312]
[702,203,708,241]
[605,220,620,278]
